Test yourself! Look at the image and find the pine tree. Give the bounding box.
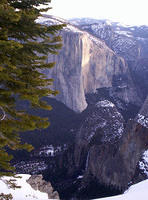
[0,0,65,176]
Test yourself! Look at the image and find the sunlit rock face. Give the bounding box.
[40,16,136,112]
[36,16,148,113]
[47,34,128,112]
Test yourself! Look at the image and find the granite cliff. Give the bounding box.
[70,18,148,107]
[38,15,140,113]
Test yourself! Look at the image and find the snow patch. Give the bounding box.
[115,30,132,37]
[36,16,83,34]
[139,150,148,176]
[96,100,115,108]
[136,114,148,128]
[37,144,67,157]
[77,175,83,179]
[0,174,49,200]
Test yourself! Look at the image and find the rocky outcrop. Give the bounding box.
[82,100,148,189]
[58,99,148,191]
[27,175,59,199]
[74,100,125,169]
[85,120,148,190]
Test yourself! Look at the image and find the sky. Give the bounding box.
[48,0,148,26]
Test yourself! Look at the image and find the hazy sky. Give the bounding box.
[49,0,148,25]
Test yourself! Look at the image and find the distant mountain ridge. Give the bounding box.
[69,18,148,61]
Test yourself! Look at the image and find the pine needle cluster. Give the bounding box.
[0,0,65,175]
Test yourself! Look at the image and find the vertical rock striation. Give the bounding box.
[44,19,136,112]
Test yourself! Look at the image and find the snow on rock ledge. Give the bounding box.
[0,174,59,200]
[96,100,115,108]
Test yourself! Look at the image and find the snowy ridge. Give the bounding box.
[64,24,83,33]
[36,15,67,25]
[36,15,83,34]
[36,15,112,48]
[72,18,145,61]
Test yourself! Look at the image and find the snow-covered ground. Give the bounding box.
[0,174,49,200]
[96,100,115,108]
[97,179,148,200]
[1,174,148,200]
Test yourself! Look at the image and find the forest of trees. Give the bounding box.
[0,0,64,176]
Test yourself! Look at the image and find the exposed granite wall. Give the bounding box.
[44,28,138,112]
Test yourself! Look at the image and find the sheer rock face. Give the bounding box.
[45,27,138,112]
[38,16,141,113]
[27,175,59,199]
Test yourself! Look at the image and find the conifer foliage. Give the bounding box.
[0,0,64,175]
